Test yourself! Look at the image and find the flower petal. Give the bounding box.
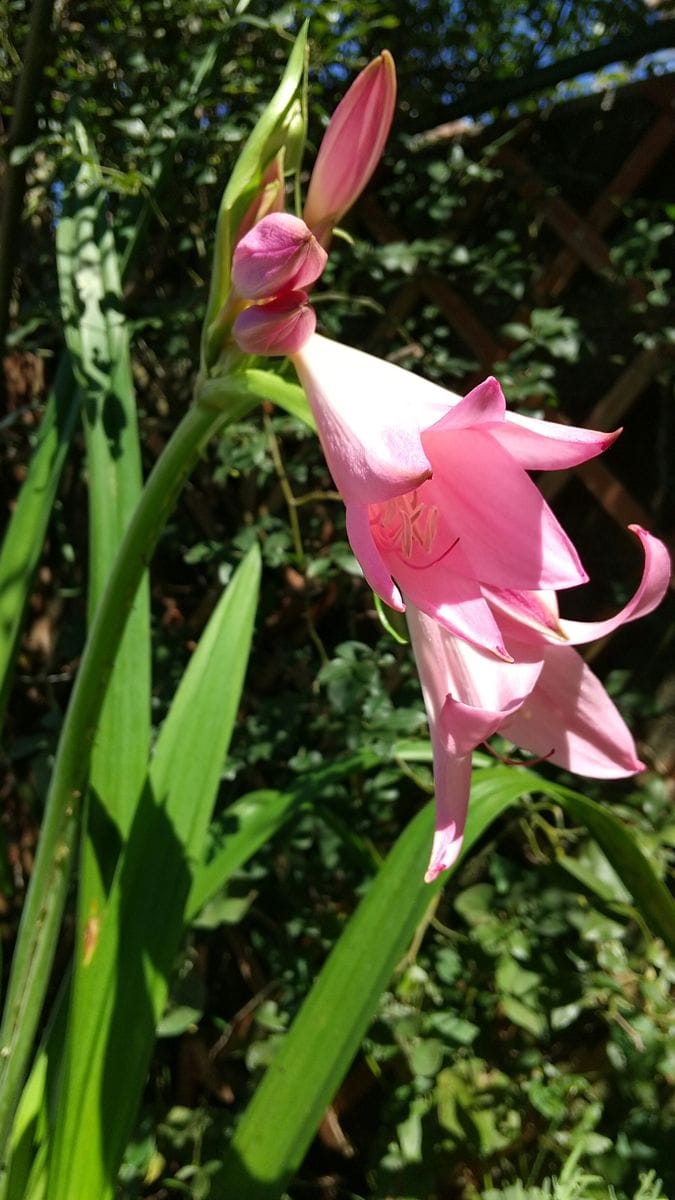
[483,587,561,641]
[406,606,519,882]
[492,411,621,470]
[502,644,644,777]
[426,375,505,432]
[558,526,671,644]
[487,528,671,647]
[233,292,316,355]
[292,335,449,505]
[420,428,588,590]
[424,743,471,883]
[398,555,511,658]
[232,213,327,300]
[346,504,404,611]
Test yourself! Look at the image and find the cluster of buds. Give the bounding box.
[226,51,396,357]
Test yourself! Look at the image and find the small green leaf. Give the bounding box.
[244,368,315,428]
[495,957,540,999]
[501,995,547,1039]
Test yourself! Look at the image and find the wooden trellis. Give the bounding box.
[358,76,675,562]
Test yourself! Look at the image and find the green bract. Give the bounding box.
[201,22,309,371]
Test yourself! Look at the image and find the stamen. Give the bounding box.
[422,505,439,553]
[400,511,413,559]
[372,492,443,563]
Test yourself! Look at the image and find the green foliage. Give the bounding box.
[2,5,674,1200]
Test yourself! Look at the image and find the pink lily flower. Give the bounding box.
[291,333,620,659]
[303,50,397,244]
[406,526,671,882]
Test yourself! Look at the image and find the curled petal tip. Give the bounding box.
[424,824,464,884]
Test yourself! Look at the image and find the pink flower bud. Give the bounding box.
[232,213,327,301]
[303,51,396,241]
[233,291,316,356]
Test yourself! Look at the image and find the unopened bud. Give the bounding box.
[235,152,286,247]
[304,51,396,241]
[232,213,327,301]
[233,291,316,356]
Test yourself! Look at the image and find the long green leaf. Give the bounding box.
[41,131,152,1200]
[214,765,529,1199]
[56,126,151,887]
[0,37,220,740]
[0,39,237,1174]
[0,395,241,1159]
[0,971,69,1200]
[0,357,79,731]
[47,546,261,1200]
[542,780,675,955]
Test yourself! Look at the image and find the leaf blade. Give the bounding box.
[47,546,261,1200]
[214,765,529,1198]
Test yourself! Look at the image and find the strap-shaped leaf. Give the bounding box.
[541,779,675,955]
[56,124,151,886]
[0,357,79,730]
[47,546,261,1200]
[215,765,530,1199]
[0,38,220,742]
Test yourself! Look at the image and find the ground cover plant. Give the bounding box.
[1,3,674,1198]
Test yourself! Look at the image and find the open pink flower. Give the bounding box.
[291,334,620,658]
[406,527,671,882]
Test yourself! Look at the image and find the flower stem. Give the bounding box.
[0,392,254,1154]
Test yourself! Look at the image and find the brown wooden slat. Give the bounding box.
[420,276,504,368]
[538,348,669,504]
[577,458,655,534]
[358,196,505,368]
[535,111,675,300]
[497,146,647,302]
